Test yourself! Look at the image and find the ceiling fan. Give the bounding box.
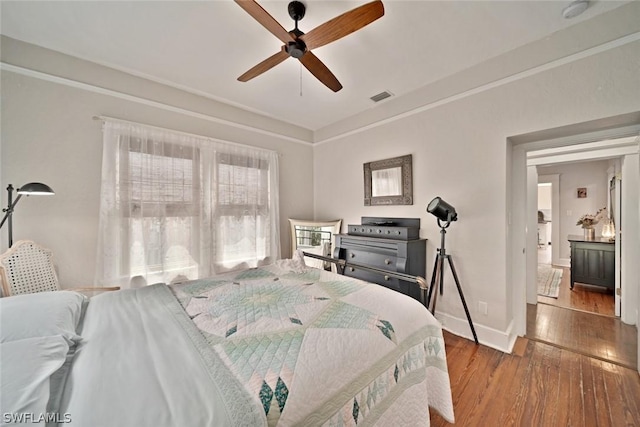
[235,0,384,92]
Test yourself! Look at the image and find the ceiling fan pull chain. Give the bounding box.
[299,63,303,97]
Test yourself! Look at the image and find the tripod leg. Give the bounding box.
[431,265,440,314]
[438,254,446,296]
[429,256,444,315]
[427,255,439,314]
[446,256,479,345]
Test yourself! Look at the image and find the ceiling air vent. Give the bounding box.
[370,91,393,103]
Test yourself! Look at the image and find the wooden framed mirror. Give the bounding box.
[364,154,413,206]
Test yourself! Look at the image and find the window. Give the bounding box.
[116,138,201,284]
[96,120,280,288]
[214,153,272,268]
[125,142,199,216]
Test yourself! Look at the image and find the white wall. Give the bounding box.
[0,38,315,287]
[537,184,552,211]
[621,153,640,327]
[537,160,610,260]
[313,39,640,349]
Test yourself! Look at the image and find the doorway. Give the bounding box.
[535,165,616,317]
[529,156,634,369]
[509,129,640,372]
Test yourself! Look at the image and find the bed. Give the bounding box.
[0,253,454,426]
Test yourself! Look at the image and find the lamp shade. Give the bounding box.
[1,182,55,247]
[16,182,55,196]
[427,196,458,222]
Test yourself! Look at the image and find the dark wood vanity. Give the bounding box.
[568,235,615,291]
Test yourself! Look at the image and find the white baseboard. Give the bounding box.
[435,311,517,354]
[555,258,571,268]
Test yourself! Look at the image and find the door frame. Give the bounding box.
[509,127,640,371]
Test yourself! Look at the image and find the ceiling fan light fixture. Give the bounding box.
[286,40,306,58]
[562,0,589,19]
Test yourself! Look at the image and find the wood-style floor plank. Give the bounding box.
[474,341,526,425]
[465,346,519,425]
[527,303,637,369]
[590,358,614,427]
[537,257,614,316]
[603,359,625,426]
[567,348,587,425]
[430,331,640,427]
[580,353,597,424]
[532,343,561,425]
[432,255,638,426]
[498,352,532,426]
[621,363,640,423]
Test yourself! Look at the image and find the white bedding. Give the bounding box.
[1,261,454,426]
[171,262,455,426]
[59,285,264,426]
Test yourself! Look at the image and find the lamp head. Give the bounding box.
[16,182,55,196]
[427,196,458,223]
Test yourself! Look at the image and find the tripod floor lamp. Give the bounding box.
[426,196,478,344]
[0,183,55,248]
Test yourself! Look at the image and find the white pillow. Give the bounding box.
[0,291,88,343]
[0,336,69,421]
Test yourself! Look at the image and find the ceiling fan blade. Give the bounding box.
[299,52,342,92]
[235,0,295,44]
[238,47,289,82]
[300,0,384,50]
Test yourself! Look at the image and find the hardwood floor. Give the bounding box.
[527,303,637,369]
[430,248,639,425]
[430,331,640,426]
[533,247,635,368]
[538,266,615,316]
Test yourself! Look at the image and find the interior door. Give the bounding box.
[611,176,621,316]
[526,166,539,304]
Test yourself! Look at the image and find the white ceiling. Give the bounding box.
[0,1,631,131]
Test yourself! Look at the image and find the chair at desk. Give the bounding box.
[0,240,119,297]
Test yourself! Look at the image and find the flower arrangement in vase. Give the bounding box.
[576,207,606,239]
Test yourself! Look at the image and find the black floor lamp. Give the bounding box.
[0,183,55,248]
[426,196,478,344]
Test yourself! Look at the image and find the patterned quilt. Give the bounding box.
[170,258,454,426]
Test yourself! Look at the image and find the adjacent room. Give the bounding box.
[1,1,639,425]
[529,157,637,370]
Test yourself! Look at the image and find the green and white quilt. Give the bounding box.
[171,259,455,426]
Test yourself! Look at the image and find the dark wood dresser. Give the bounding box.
[333,233,426,302]
[568,235,615,291]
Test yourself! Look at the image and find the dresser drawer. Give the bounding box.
[347,225,419,240]
[345,265,400,290]
[344,248,398,271]
[334,233,426,304]
[345,265,421,300]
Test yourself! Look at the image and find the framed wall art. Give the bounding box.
[577,187,587,198]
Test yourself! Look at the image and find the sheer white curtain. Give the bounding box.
[95,120,280,288]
